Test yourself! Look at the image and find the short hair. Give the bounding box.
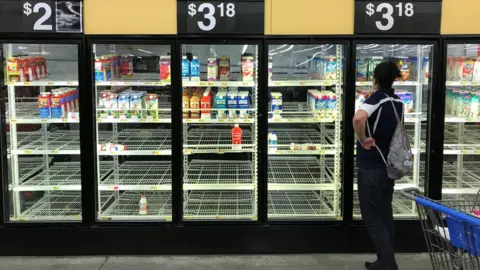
[374,61,401,89]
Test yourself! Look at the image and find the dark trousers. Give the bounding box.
[358,167,398,270]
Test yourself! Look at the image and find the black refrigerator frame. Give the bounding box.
[0,34,436,255]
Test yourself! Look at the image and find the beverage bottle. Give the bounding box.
[269,132,278,152]
[201,90,211,119]
[139,194,148,215]
[190,56,201,81]
[232,124,242,150]
[268,57,273,81]
[182,55,190,80]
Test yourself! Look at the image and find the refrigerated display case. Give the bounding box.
[2,42,82,221]
[93,43,172,221]
[181,42,258,221]
[353,43,434,219]
[266,43,344,220]
[441,43,480,197]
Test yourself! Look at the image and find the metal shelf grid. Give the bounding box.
[99,129,171,155]
[442,162,480,194]
[99,191,172,220]
[15,162,113,191]
[268,128,336,155]
[184,160,254,190]
[13,158,46,182]
[16,191,82,221]
[353,193,416,219]
[95,73,170,86]
[100,161,172,191]
[7,100,79,123]
[183,74,254,87]
[14,131,81,155]
[268,191,335,218]
[184,128,254,154]
[183,191,255,220]
[269,74,337,87]
[7,73,79,86]
[268,157,335,190]
[268,102,336,123]
[97,96,171,123]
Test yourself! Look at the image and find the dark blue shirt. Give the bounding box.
[356,88,404,170]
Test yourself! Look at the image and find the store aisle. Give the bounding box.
[0,254,431,270]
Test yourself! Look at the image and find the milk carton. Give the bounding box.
[237,91,250,119]
[471,93,480,118]
[118,93,131,119]
[215,91,227,119]
[38,92,51,119]
[270,92,282,119]
[227,90,238,119]
[106,93,119,118]
[130,92,144,120]
[145,93,158,120]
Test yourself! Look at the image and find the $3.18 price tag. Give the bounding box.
[177,0,264,34]
[354,1,442,34]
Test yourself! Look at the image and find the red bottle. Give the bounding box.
[232,124,242,150]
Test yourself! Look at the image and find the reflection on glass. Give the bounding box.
[442,44,480,199]
[354,44,433,219]
[266,44,344,220]
[94,44,172,221]
[181,44,258,221]
[3,43,81,221]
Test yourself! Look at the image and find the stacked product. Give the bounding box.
[95,54,171,82]
[308,56,341,80]
[446,57,480,82]
[98,87,160,120]
[356,57,430,82]
[307,90,337,118]
[182,54,254,81]
[355,89,414,113]
[38,88,79,119]
[7,56,47,82]
[445,88,480,118]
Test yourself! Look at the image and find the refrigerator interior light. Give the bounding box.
[269,45,294,56]
[137,49,152,54]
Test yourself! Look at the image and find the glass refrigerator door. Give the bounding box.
[443,44,480,200]
[181,43,258,221]
[93,44,172,221]
[354,43,433,219]
[267,44,344,220]
[2,43,81,221]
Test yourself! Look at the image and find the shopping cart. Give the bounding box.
[398,188,480,270]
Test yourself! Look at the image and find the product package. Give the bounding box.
[367,57,383,81]
[241,54,254,81]
[324,57,337,80]
[462,57,475,81]
[473,58,480,82]
[219,57,230,81]
[356,58,368,82]
[145,93,158,120]
[160,56,171,82]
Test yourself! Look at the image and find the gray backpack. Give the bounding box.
[367,95,413,180]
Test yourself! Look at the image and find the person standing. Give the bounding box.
[353,61,403,270]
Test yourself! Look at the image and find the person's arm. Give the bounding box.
[353,109,375,150]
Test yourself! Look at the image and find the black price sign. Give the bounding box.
[355,1,442,34]
[177,0,264,34]
[0,0,83,33]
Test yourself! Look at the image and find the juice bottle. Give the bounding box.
[190,56,201,81]
[120,56,133,78]
[207,58,218,81]
[139,194,148,215]
[182,91,191,118]
[190,93,200,119]
[182,55,190,80]
[268,57,273,81]
[218,57,230,81]
[201,91,211,119]
[232,124,242,150]
[160,55,171,82]
[241,53,254,81]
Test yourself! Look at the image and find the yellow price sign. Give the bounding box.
[151,186,160,190]
[24,150,32,154]
[51,150,58,154]
[47,82,54,85]
[67,82,73,85]
[199,119,205,122]
[166,216,172,222]
[218,149,225,154]
[52,186,61,190]
[184,149,192,154]
[153,151,161,155]
[219,119,225,123]
[461,150,468,154]
[216,216,222,220]
[461,81,467,85]
[24,82,31,85]
[10,119,16,123]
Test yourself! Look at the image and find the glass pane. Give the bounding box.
[94,44,172,221]
[181,44,258,221]
[267,44,344,220]
[443,44,480,200]
[354,44,433,219]
[3,43,81,221]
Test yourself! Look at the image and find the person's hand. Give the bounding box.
[360,137,375,150]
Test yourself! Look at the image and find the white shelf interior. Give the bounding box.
[17,191,82,221]
[184,159,253,187]
[268,157,334,187]
[100,129,171,152]
[99,191,172,220]
[100,161,172,188]
[184,191,255,220]
[268,191,336,218]
[184,128,254,151]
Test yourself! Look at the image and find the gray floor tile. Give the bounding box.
[0,257,106,270]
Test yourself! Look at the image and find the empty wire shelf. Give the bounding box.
[184,160,254,190]
[268,128,337,155]
[16,191,82,221]
[184,128,254,154]
[184,191,255,220]
[99,129,171,155]
[100,161,172,191]
[268,191,336,219]
[99,191,172,221]
[268,102,336,123]
[268,157,335,190]
[353,192,416,219]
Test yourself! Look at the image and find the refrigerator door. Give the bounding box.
[181,43,258,221]
[2,43,81,222]
[93,43,172,222]
[442,44,480,202]
[267,43,344,220]
[354,43,433,219]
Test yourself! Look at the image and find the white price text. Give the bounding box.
[188,2,236,32]
[366,2,414,31]
[23,1,53,31]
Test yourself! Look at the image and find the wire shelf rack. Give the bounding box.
[97,96,171,123]
[268,128,337,155]
[14,162,113,191]
[13,157,46,182]
[183,191,255,220]
[268,157,335,190]
[96,73,170,86]
[100,161,172,191]
[268,102,337,123]
[16,191,82,221]
[99,191,172,221]
[99,129,171,155]
[268,191,336,218]
[184,159,254,190]
[184,128,254,154]
[7,100,79,123]
[353,192,416,219]
[7,73,79,86]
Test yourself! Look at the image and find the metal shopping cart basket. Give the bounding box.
[398,188,480,270]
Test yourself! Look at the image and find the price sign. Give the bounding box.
[0,0,83,33]
[177,0,264,34]
[354,0,442,34]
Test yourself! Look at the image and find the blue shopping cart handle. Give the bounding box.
[416,196,480,226]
